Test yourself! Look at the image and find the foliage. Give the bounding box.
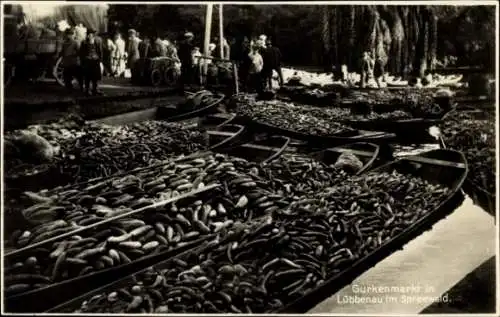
[107,4,496,71]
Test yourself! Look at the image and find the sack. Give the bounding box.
[249,52,263,73]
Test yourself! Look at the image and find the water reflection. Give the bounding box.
[309,194,496,314]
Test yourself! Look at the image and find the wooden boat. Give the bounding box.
[218,135,291,164]
[4,183,221,313]
[207,124,247,150]
[4,121,242,194]
[156,91,225,122]
[274,149,468,313]
[46,218,271,313]
[236,115,396,147]
[438,136,495,216]
[198,113,236,128]
[342,117,443,137]
[6,235,217,313]
[309,142,381,175]
[41,150,468,314]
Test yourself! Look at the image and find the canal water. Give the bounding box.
[309,195,496,314]
[310,127,497,314]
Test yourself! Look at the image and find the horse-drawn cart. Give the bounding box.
[3,13,63,86]
[3,4,108,87]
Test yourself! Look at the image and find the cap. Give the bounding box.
[184,32,194,38]
[87,28,96,34]
[128,29,137,35]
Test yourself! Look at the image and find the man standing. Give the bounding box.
[60,28,83,92]
[79,28,103,95]
[127,29,141,83]
[178,32,195,94]
[360,51,374,88]
[247,42,264,93]
[112,32,126,77]
[262,38,283,89]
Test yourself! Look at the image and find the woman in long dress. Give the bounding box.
[112,33,126,77]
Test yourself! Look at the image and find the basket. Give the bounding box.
[25,40,59,54]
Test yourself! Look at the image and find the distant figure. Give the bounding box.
[138,37,153,83]
[60,28,83,92]
[360,51,374,88]
[103,33,115,76]
[127,29,141,83]
[239,36,251,89]
[374,50,388,88]
[178,32,195,93]
[257,34,267,49]
[247,43,264,93]
[213,36,231,59]
[139,37,152,59]
[422,70,433,86]
[192,47,202,85]
[112,33,126,77]
[262,38,283,89]
[208,43,216,63]
[168,41,180,63]
[79,28,103,95]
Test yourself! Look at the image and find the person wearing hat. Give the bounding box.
[247,41,264,93]
[127,29,141,83]
[178,32,195,93]
[261,38,283,89]
[79,28,103,95]
[60,28,83,92]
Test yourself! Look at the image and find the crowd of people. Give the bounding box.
[59,26,284,95]
[59,27,182,95]
[232,34,284,94]
[172,32,285,94]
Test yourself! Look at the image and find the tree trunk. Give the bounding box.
[389,7,404,75]
[428,7,438,72]
[330,7,339,75]
[399,6,410,77]
[321,6,332,72]
[346,6,356,71]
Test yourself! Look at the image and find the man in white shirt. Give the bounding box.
[248,43,264,93]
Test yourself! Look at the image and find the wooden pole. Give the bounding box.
[219,4,224,59]
[233,62,239,94]
[203,4,213,82]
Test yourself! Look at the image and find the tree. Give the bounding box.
[106,4,495,72]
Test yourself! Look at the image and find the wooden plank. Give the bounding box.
[207,130,236,137]
[329,148,374,157]
[240,143,278,152]
[403,155,467,169]
[5,184,220,259]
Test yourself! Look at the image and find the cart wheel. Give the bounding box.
[53,57,65,86]
[53,57,83,87]
[150,69,162,87]
[164,67,178,86]
[4,61,15,87]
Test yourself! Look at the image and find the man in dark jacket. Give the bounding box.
[178,32,195,93]
[80,28,103,95]
[262,38,283,89]
[60,28,83,92]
